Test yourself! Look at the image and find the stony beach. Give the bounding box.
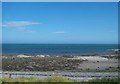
[1,54,119,81]
[2,54,119,72]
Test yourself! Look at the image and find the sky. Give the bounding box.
[2,2,118,44]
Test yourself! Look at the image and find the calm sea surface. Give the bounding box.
[2,44,118,55]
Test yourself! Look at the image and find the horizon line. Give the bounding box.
[1,43,118,45]
[2,0,120,2]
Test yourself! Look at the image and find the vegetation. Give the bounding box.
[0,76,74,83]
[88,77,119,83]
[0,76,119,84]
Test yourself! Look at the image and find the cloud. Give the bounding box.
[53,31,66,34]
[3,21,41,27]
[2,21,41,33]
[16,27,36,33]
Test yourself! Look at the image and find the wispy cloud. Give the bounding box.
[3,21,41,27]
[53,31,66,34]
[16,27,36,33]
[2,21,41,33]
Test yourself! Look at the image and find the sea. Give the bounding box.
[2,44,118,55]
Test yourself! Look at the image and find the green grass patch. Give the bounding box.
[88,78,119,82]
[1,76,74,83]
[0,76,119,84]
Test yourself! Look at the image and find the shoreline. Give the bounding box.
[2,54,118,72]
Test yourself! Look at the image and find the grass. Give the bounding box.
[1,77,42,82]
[44,76,74,82]
[0,76,74,83]
[88,78,119,82]
[0,76,119,84]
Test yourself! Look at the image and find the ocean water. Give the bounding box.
[2,44,118,55]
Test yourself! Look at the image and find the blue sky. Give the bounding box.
[2,2,118,44]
